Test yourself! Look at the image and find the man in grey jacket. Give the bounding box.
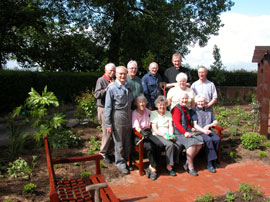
[104,66,133,174]
[94,63,116,163]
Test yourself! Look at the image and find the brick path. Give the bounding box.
[109,161,270,202]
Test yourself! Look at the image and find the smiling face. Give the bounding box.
[137,98,146,111]
[179,93,189,107]
[128,62,138,78]
[105,65,116,79]
[157,101,166,115]
[116,66,127,85]
[172,55,182,69]
[196,97,206,108]
[177,77,187,90]
[149,62,158,75]
[198,67,207,82]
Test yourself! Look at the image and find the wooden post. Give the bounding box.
[260,53,270,136]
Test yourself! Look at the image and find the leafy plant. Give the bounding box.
[89,136,101,151]
[74,162,80,166]
[24,182,37,193]
[96,125,102,132]
[7,156,37,180]
[264,142,270,147]
[249,95,261,132]
[258,151,267,158]
[229,126,238,136]
[80,170,91,178]
[100,161,105,168]
[88,149,94,155]
[76,129,83,136]
[11,86,67,146]
[225,191,236,202]
[75,89,97,122]
[241,132,263,150]
[242,193,253,201]
[230,152,237,158]
[239,183,253,193]
[54,164,61,169]
[195,192,215,202]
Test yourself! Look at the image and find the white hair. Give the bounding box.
[195,94,206,103]
[127,60,138,69]
[105,63,116,71]
[176,72,188,82]
[116,66,127,73]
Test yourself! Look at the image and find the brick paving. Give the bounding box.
[109,161,270,202]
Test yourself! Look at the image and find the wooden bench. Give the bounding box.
[44,136,119,202]
[129,126,223,176]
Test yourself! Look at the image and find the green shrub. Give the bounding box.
[100,161,105,168]
[75,89,97,121]
[229,126,238,136]
[239,183,253,193]
[195,193,215,202]
[225,191,236,202]
[80,170,91,178]
[7,156,37,180]
[258,151,267,158]
[24,183,37,193]
[230,152,237,158]
[240,132,263,150]
[264,142,270,147]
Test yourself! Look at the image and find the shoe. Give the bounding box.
[207,166,216,173]
[103,155,111,164]
[167,169,176,176]
[183,162,188,171]
[127,166,133,171]
[118,167,129,175]
[188,169,198,176]
[146,167,157,180]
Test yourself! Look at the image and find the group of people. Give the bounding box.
[94,53,220,180]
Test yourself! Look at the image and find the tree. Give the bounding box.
[1,0,234,71]
[210,44,226,86]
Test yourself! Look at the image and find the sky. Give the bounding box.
[184,0,270,71]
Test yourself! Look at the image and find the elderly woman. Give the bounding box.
[192,94,220,173]
[167,72,195,110]
[132,94,164,180]
[150,96,181,176]
[172,92,203,176]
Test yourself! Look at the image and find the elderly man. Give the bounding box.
[164,53,192,88]
[191,66,217,110]
[142,62,164,110]
[94,63,116,163]
[104,66,133,174]
[126,60,143,108]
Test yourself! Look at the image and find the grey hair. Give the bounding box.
[176,72,188,82]
[198,66,208,72]
[154,95,168,107]
[127,60,138,69]
[116,66,127,73]
[105,63,116,71]
[135,94,148,106]
[195,94,206,103]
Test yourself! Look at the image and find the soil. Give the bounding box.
[0,105,270,202]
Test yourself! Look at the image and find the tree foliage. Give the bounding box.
[1,0,234,71]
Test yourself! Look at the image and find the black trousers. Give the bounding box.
[134,133,164,167]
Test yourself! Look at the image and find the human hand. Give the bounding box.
[160,82,166,89]
[204,129,211,135]
[203,125,210,131]
[191,128,196,132]
[106,128,112,133]
[184,132,191,138]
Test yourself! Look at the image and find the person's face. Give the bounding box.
[172,56,181,68]
[116,67,127,84]
[105,66,115,79]
[177,78,187,90]
[198,67,207,81]
[136,99,146,111]
[149,63,158,75]
[128,63,138,77]
[179,94,188,106]
[196,97,206,108]
[157,101,166,114]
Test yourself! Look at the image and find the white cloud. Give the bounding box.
[184,13,270,71]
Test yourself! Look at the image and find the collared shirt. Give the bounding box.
[141,72,163,109]
[191,79,217,103]
[126,75,143,99]
[104,80,133,128]
[164,66,192,84]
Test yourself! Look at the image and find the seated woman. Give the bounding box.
[167,72,195,110]
[132,94,164,180]
[172,92,203,176]
[150,95,181,176]
[192,94,221,173]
